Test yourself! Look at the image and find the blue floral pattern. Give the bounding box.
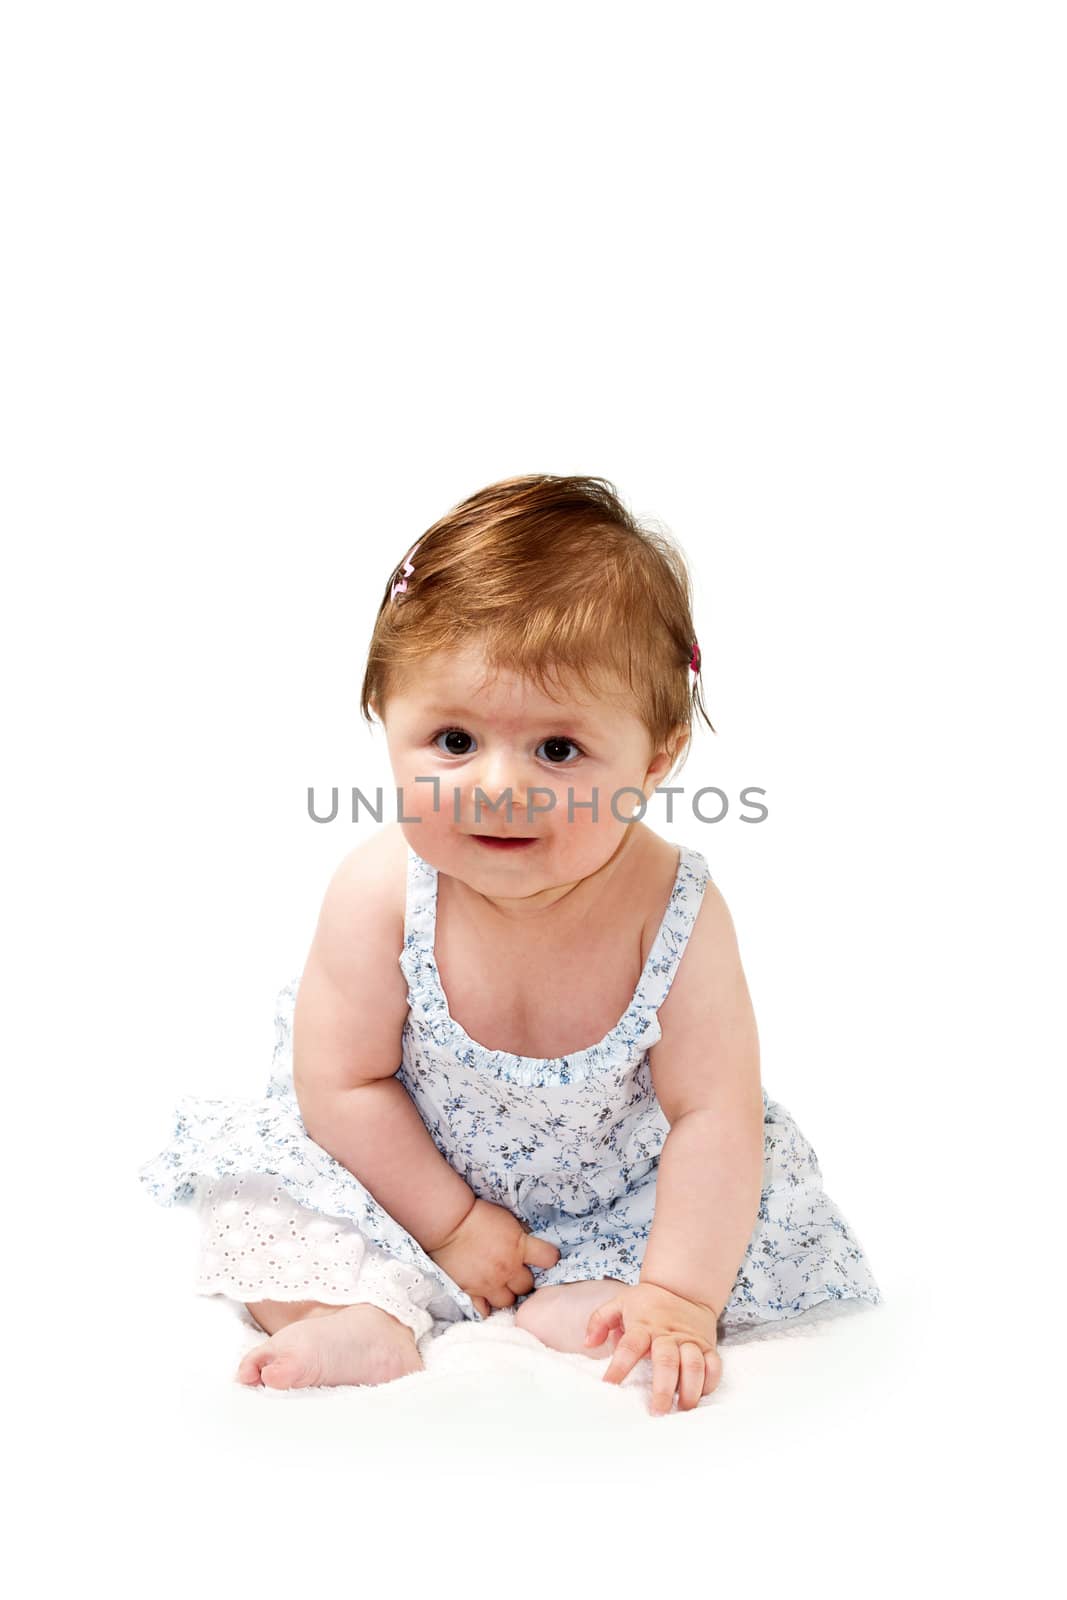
[139,841,882,1331]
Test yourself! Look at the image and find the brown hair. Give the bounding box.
[360,474,715,777]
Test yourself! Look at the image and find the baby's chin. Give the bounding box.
[423,825,639,896]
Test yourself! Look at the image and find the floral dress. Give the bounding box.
[139,842,882,1343]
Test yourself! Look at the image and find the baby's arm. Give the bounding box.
[641,880,765,1319]
[292,831,476,1254]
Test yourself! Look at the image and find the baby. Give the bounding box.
[140,474,881,1417]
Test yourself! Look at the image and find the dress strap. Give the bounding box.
[403,842,438,952]
[632,844,712,1015]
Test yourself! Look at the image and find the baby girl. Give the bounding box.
[140,473,881,1417]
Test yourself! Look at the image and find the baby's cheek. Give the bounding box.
[396,777,445,828]
[400,811,453,858]
[550,780,638,847]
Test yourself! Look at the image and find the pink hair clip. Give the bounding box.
[390,538,424,602]
[689,638,701,673]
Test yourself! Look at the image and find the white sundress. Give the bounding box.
[138,841,882,1346]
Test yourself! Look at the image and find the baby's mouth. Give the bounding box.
[470,835,538,849]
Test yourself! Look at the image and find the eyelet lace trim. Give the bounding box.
[194,1174,436,1341]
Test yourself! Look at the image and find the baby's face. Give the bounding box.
[380,641,675,898]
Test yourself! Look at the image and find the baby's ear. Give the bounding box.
[644,726,687,790]
[661,724,691,782]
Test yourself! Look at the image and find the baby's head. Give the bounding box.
[360,475,713,892]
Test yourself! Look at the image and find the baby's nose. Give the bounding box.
[469,752,528,819]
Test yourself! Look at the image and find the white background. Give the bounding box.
[4,2,1062,1593]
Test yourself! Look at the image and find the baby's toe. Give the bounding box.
[236,1344,273,1386]
[236,1338,317,1389]
[259,1350,315,1389]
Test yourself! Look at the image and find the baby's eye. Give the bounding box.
[433,728,477,756]
[537,737,583,765]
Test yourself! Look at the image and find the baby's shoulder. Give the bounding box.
[316,822,408,955]
[296,825,411,1100]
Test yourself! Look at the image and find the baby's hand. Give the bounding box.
[584,1281,723,1415]
[427,1197,560,1317]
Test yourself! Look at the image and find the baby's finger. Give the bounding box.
[584,1299,622,1348]
[485,1286,518,1310]
[676,1342,707,1412]
[649,1336,680,1417]
[601,1327,650,1387]
[523,1233,562,1269]
[701,1347,724,1396]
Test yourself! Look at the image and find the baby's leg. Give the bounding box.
[515,1278,628,1358]
[193,1174,438,1389]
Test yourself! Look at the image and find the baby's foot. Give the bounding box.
[236,1303,424,1390]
